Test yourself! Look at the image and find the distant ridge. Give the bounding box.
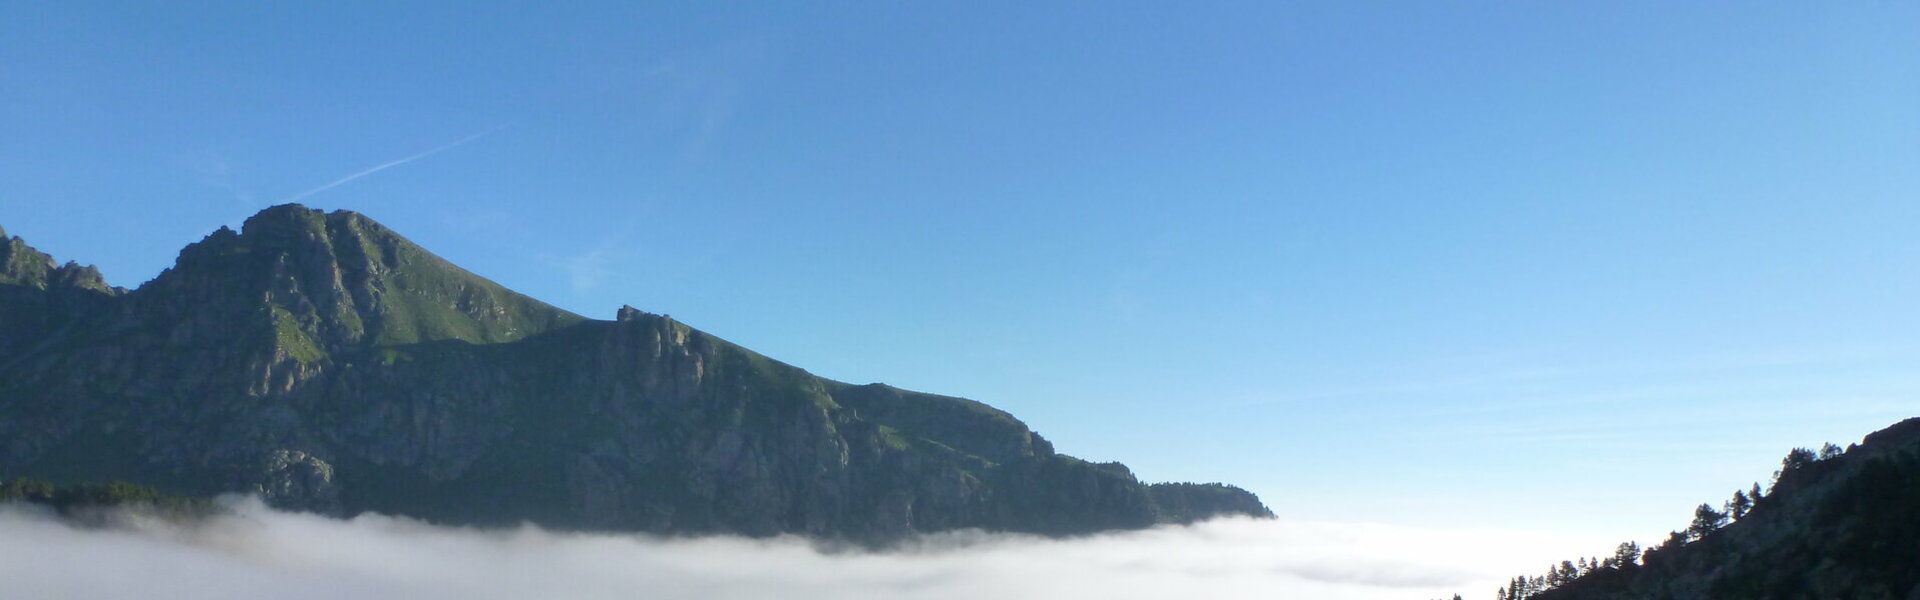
[0,204,1270,541]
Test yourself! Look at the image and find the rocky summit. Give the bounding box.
[0,204,1270,541]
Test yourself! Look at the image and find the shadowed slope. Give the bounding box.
[0,205,1269,542]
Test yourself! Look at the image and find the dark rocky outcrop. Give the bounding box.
[0,204,1269,542]
[1516,418,1920,600]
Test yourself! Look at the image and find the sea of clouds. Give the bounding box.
[0,498,1619,599]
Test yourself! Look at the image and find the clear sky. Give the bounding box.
[4,2,1917,548]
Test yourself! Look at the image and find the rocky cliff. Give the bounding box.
[0,204,1270,541]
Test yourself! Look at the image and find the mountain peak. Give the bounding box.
[0,233,58,288]
[238,204,382,240]
[144,205,585,356]
[0,227,117,295]
[237,203,330,242]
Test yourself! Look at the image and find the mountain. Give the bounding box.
[0,204,1269,541]
[1484,418,1920,600]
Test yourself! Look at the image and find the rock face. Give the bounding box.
[0,204,1270,541]
[0,231,122,362]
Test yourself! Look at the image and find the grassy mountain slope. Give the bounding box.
[0,204,1269,541]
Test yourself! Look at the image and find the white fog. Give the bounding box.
[0,498,1621,600]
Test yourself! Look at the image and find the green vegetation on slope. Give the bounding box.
[271,303,328,364]
[0,204,1273,542]
[318,210,587,347]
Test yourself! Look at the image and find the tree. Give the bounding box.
[1819,442,1844,460]
[1642,531,1687,566]
[1548,560,1577,586]
[1688,503,1727,540]
[0,477,56,502]
[1773,447,1818,491]
[1611,541,1642,568]
[1786,446,1818,468]
[1726,489,1752,520]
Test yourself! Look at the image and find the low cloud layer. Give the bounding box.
[0,499,1616,599]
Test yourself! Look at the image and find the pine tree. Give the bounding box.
[1727,489,1752,520]
[1774,447,1817,489]
[1612,541,1642,568]
[1688,503,1728,540]
[1819,442,1844,460]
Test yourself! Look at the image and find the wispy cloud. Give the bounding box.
[560,244,618,294]
[281,124,512,203]
[180,151,256,205]
[531,237,632,297]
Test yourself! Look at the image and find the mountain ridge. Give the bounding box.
[1469,417,1920,600]
[0,204,1270,541]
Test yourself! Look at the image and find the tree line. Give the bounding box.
[1459,442,1847,600]
[0,476,215,519]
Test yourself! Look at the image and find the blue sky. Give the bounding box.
[4,2,1918,545]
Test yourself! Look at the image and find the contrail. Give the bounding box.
[281,124,512,203]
